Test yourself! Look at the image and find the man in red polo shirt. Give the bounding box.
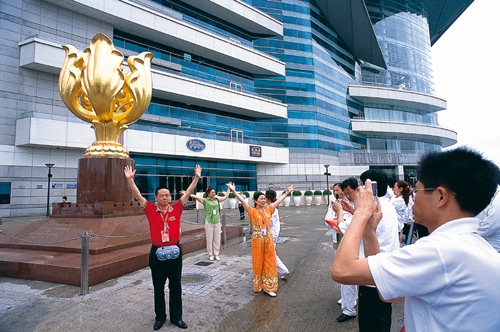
[124,164,201,330]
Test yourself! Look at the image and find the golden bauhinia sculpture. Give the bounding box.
[59,33,153,158]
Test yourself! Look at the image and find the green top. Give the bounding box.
[203,197,221,223]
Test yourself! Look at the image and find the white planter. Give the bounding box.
[283,196,290,207]
[314,195,322,205]
[293,196,301,206]
[305,196,313,205]
[229,198,237,209]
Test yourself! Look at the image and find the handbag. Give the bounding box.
[155,245,180,261]
[324,203,340,234]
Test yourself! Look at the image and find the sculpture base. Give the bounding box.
[0,214,243,286]
[77,157,135,205]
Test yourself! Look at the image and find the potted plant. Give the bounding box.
[304,190,313,205]
[282,190,291,207]
[292,190,302,206]
[228,192,237,209]
[314,190,323,205]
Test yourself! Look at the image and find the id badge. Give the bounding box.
[213,208,217,215]
[261,228,266,236]
[161,230,170,242]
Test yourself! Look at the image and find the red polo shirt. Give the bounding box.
[144,200,184,247]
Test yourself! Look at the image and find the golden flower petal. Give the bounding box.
[81,33,125,122]
[115,51,154,125]
[59,45,98,122]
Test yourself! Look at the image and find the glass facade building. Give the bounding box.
[0,0,471,216]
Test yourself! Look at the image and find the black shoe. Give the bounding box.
[153,319,165,330]
[172,320,188,329]
[336,313,356,322]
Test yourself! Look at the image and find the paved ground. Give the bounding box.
[0,205,403,332]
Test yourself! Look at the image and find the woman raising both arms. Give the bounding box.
[226,182,295,297]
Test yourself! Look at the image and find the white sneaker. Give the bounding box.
[265,291,277,297]
[337,298,342,305]
[209,256,214,261]
[215,256,220,261]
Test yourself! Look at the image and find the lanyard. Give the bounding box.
[160,211,170,231]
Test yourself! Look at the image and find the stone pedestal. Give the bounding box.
[51,158,142,217]
[0,216,242,286]
[78,157,134,205]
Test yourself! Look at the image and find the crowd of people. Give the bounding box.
[124,146,500,331]
[330,147,500,332]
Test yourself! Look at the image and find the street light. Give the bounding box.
[45,163,54,216]
[323,164,331,204]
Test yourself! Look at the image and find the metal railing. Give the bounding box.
[0,228,149,295]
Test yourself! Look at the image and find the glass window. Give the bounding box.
[131,155,257,200]
[0,182,11,204]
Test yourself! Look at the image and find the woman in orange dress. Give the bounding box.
[227,182,295,297]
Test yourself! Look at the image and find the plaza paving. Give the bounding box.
[0,205,403,331]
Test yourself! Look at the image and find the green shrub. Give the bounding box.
[282,191,291,197]
[314,190,323,195]
[217,192,225,197]
[242,191,250,197]
[228,192,235,198]
[292,190,302,196]
[304,190,313,196]
[323,189,332,195]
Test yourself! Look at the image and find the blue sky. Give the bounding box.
[432,0,500,165]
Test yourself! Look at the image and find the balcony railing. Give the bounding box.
[131,0,254,48]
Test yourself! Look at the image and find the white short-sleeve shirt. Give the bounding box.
[270,208,280,239]
[477,186,500,252]
[359,197,400,258]
[368,217,500,332]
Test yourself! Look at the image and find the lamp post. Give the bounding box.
[45,163,54,216]
[323,165,331,204]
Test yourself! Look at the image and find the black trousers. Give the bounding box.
[358,286,392,332]
[149,245,183,323]
[415,223,429,238]
[238,204,245,219]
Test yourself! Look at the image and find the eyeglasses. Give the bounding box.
[413,188,437,194]
[413,188,457,196]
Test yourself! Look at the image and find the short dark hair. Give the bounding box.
[340,177,359,191]
[265,189,277,202]
[360,169,388,197]
[253,191,264,206]
[205,187,215,197]
[155,187,169,196]
[418,146,500,215]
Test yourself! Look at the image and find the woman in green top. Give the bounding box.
[189,186,229,261]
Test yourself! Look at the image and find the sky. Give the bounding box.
[431,0,500,165]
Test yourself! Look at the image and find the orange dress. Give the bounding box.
[247,205,278,293]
